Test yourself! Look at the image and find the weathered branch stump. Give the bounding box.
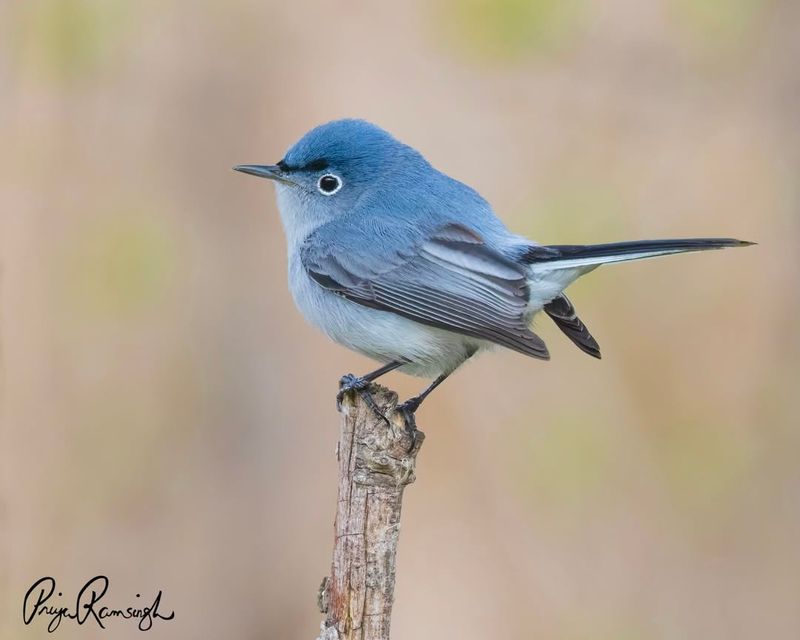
[316,384,425,640]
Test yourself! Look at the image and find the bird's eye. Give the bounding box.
[317,174,342,195]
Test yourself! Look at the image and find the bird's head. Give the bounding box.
[235,119,431,236]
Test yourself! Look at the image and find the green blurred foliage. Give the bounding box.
[515,178,630,243]
[434,0,587,61]
[62,212,176,320]
[653,418,754,517]
[558,617,649,640]
[669,0,770,51]
[510,412,615,511]
[60,399,167,518]
[13,0,133,82]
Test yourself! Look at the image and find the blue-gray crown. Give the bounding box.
[283,119,423,178]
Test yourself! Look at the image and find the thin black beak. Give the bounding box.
[233,164,295,185]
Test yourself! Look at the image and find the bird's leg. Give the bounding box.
[336,360,406,413]
[396,373,450,442]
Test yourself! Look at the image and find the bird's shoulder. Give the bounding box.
[300,215,420,283]
[300,210,526,291]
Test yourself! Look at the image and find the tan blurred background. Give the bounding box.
[1,0,798,638]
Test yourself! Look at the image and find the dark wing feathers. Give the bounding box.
[543,294,601,359]
[302,223,550,360]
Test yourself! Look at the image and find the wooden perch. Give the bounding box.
[316,384,425,640]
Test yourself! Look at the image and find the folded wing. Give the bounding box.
[301,222,550,360]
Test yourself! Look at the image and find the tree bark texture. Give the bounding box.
[316,384,424,640]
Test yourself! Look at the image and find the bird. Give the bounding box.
[234,119,752,426]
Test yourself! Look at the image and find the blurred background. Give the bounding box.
[1,0,798,638]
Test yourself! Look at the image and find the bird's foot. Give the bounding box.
[396,397,422,451]
[337,374,369,409]
[337,374,390,427]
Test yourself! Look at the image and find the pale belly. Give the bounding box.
[288,257,484,378]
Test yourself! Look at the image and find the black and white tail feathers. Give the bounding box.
[523,237,753,271]
[525,237,753,359]
[544,295,601,359]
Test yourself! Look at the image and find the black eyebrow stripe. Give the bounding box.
[276,158,328,173]
[305,158,329,171]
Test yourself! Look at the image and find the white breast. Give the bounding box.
[275,186,488,378]
[287,253,484,378]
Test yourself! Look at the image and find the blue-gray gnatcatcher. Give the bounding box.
[235,119,752,423]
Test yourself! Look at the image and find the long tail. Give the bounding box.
[523,237,752,359]
[522,237,753,271]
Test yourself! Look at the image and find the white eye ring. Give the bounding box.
[317,173,342,196]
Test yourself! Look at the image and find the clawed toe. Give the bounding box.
[396,400,421,450]
[336,374,369,409]
[339,373,368,392]
[396,398,421,415]
[336,374,390,427]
